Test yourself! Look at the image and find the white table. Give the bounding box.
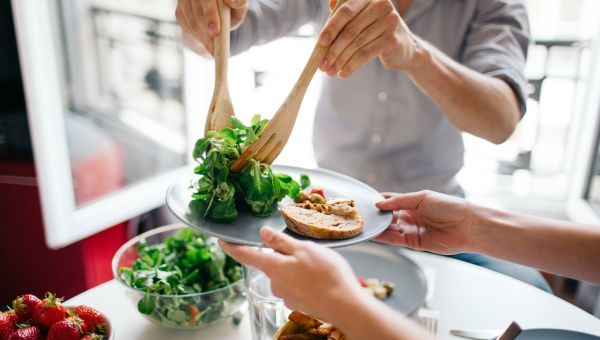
[67,250,600,339]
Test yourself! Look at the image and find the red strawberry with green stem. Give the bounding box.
[75,306,105,332]
[7,326,41,340]
[0,312,18,340]
[32,293,66,329]
[80,334,104,340]
[66,316,87,334]
[46,317,85,340]
[12,295,42,322]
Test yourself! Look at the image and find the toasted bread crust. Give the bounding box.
[281,204,364,240]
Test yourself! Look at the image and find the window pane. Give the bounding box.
[586,126,600,212]
[57,0,186,206]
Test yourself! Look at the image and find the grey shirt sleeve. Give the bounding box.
[230,0,326,55]
[459,0,531,115]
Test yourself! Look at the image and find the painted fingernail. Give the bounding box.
[208,22,217,35]
[321,60,330,71]
[320,33,331,45]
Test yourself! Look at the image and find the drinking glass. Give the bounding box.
[244,265,290,340]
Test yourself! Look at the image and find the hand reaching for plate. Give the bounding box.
[219,227,428,340]
[219,227,364,322]
[374,191,478,255]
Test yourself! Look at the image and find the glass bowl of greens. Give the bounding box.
[111,224,246,329]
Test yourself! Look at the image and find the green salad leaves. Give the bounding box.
[191,115,309,221]
[119,228,243,326]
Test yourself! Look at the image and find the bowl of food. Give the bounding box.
[111,224,246,329]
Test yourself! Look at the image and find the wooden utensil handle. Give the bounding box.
[291,0,349,99]
[214,0,230,90]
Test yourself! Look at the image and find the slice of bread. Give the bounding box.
[281,201,364,240]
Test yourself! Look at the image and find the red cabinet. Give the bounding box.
[0,159,127,306]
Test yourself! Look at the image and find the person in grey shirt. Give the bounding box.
[176,0,550,291]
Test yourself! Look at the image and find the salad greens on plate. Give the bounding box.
[191,115,310,221]
[119,228,244,328]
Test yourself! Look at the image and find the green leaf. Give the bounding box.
[230,117,247,130]
[138,291,156,315]
[300,173,311,190]
[251,114,260,127]
[167,309,188,323]
[119,267,134,284]
[192,138,210,160]
[286,180,300,199]
[210,199,238,221]
[276,173,292,183]
[182,269,200,284]
[218,128,238,146]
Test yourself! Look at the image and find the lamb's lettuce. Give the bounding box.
[119,229,243,326]
[191,115,309,221]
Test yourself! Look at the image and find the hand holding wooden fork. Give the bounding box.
[204,0,349,172]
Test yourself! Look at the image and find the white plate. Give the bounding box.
[165,165,392,248]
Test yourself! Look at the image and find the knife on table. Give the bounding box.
[451,322,522,340]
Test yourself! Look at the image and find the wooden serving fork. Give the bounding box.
[205,0,235,134]
[229,0,347,172]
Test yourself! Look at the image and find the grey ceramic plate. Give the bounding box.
[165,165,392,248]
[337,242,427,314]
[516,329,600,340]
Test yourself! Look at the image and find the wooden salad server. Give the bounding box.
[205,0,235,134]
[229,0,348,172]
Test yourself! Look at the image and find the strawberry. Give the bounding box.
[80,334,104,340]
[32,292,66,329]
[66,316,87,334]
[74,306,105,332]
[0,312,18,340]
[46,318,84,340]
[12,295,42,322]
[7,326,41,340]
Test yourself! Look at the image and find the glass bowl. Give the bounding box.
[111,224,246,329]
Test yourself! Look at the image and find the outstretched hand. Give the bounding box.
[218,227,364,322]
[374,191,478,255]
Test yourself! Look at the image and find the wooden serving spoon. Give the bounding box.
[229,0,348,172]
[205,0,235,134]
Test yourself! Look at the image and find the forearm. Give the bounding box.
[472,207,600,283]
[405,37,520,144]
[331,292,429,340]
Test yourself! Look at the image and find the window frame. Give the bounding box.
[11,0,211,248]
[567,26,600,225]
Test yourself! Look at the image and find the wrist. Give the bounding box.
[469,205,515,255]
[326,286,370,323]
[403,35,434,76]
[331,291,427,340]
